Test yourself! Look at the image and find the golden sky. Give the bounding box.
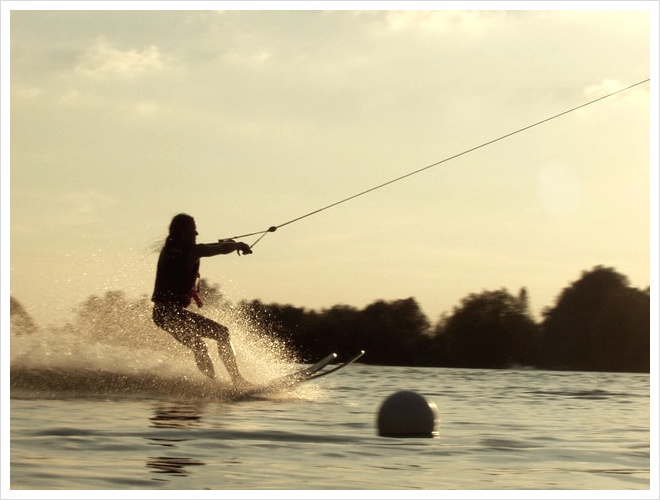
[3,3,656,326]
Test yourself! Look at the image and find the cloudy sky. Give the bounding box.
[3,2,656,327]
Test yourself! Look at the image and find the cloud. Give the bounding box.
[584,78,648,99]
[75,37,166,78]
[382,10,502,34]
[223,49,272,67]
[11,83,41,101]
[60,190,118,219]
[133,101,160,117]
[573,78,650,120]
[14,189,119,234]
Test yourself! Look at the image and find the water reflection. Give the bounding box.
[147,456,206,477]
[146,402,206,479]
[150,402,204,429]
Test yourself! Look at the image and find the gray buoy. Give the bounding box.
[377,390,440,438]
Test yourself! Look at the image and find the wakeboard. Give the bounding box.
[231,350,365,398]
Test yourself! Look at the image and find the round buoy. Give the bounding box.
[377,390,439,438]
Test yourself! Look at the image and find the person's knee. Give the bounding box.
[152,305,173,330]
[152,307,162,327]
[193,349,215,379]
[216,324,230,341]
[190,337,209,354]
[204,322,229,342]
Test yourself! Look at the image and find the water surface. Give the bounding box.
[9,361,650,493]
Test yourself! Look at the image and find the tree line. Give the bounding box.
[10,265,650,373]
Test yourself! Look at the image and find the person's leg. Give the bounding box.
[217,336,247,384]
[153,304,216,379]
[188,313,249,385]
[187,338,216,379]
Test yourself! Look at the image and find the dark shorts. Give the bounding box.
[152,302,229,350]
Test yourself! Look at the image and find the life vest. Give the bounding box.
[152,243,202,308]
[190,272,203,308]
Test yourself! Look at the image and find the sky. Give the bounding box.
[2,2,657,328]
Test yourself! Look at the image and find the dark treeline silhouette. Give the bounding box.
[237,266,650,373]
[539,266,650,372]
[10,265,650,373]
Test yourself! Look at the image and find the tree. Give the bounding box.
[198,278,232,310]
[71,290,180,350]
[237,297,431,364]
[239,299,309,354]
[10,296,38,335]
[434,288,539,368]
[358,298,431,365]
[540,266,650,372]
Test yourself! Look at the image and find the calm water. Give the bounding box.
[8,358,651,494]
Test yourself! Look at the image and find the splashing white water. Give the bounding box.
[10,299,322,401]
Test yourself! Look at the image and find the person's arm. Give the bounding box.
[193,239,252,258]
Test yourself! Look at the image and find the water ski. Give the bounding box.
[232,350,365,398]
[306,349,365,381]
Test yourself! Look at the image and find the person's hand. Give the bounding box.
[237,242,252,255]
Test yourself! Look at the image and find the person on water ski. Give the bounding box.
[151,213,252,386]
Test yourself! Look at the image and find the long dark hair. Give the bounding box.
[165,213,195,246]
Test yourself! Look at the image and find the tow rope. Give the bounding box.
[224,78,649,251]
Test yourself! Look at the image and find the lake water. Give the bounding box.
[5,329,654,497]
